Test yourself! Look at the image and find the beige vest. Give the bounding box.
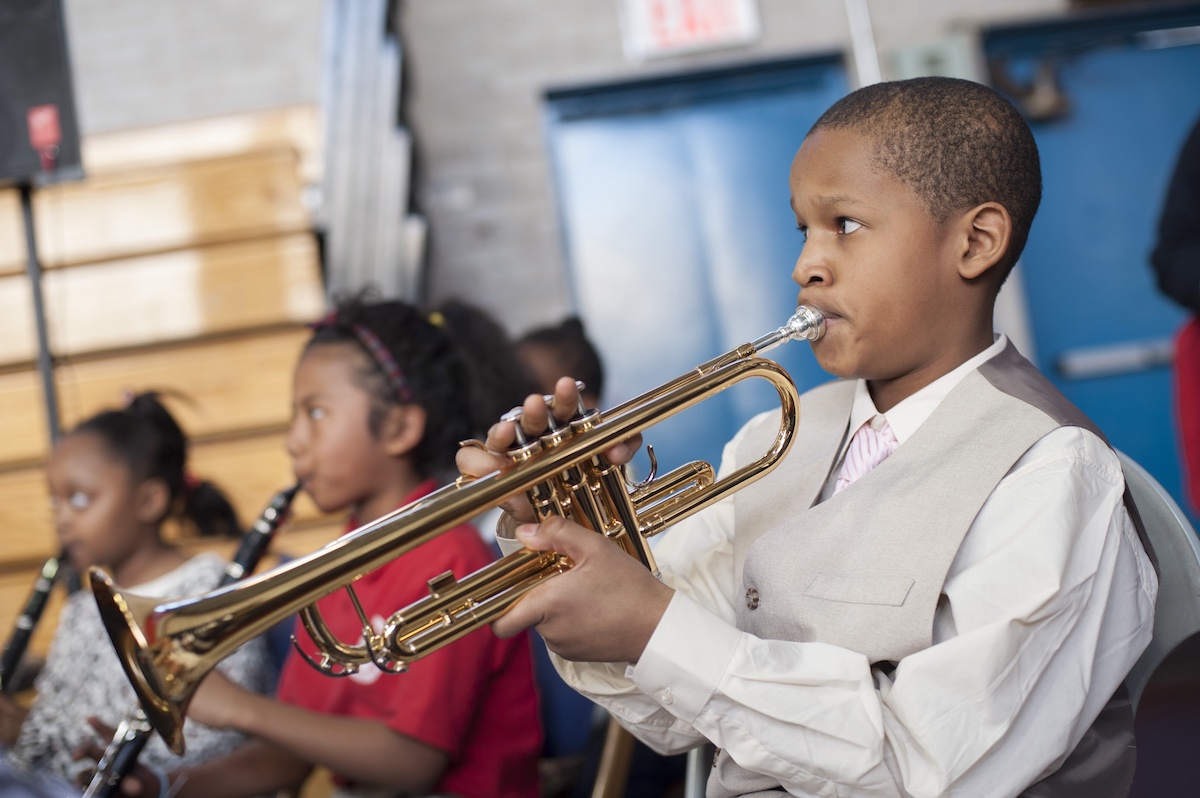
[708,343,1144,798]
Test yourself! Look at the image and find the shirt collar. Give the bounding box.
[846,334,1009,446]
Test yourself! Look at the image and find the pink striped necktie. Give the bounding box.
[834,416,898,494]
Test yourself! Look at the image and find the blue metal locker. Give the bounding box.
[984,5,1200,523]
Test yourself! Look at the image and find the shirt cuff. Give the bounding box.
[630,590,741,725]
[495,513,526,556]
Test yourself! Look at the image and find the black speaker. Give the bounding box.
[0,0,83,188]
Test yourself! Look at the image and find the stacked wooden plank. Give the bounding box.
[0,106,345,666]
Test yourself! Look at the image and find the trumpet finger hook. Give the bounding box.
[364,636,409,675]
[295,603,371,670]
[288,635,359,677]
[629,444,659,489]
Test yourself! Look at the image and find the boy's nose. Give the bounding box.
[792,248,832,288]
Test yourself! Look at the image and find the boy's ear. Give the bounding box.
[957,202,1012,280]
[135,477,171,524]
[381,404,428,457]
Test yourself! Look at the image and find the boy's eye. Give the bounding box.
[796,224,808,241]
[837,218,862,234]
[307,406,327,421]
[68,491,91,510]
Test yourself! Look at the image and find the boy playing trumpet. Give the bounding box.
[460,77,1158,797]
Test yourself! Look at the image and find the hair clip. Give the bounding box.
[427,311,446,328]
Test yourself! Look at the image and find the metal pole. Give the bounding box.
[19,182,61,445]
[843,0,882,88]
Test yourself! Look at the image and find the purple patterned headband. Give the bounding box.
[309,312,414,403]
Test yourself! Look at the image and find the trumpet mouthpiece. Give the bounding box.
[783,306,825,342]
[749,305,825,356]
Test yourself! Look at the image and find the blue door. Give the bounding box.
[545,55,849,474]
[984,6,1200,522]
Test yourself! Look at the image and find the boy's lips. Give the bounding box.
[800,300,843,324]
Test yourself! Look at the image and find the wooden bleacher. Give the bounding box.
[0,106,347,700]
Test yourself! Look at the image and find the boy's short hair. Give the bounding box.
[810,76,1042,276]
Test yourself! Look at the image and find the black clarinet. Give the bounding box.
[83,484,300,798]
[217,484,301,588]
[0,552,64,695]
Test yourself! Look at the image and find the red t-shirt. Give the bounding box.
[276,481,543,798]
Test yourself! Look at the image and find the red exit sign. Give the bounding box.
[620,0,761,60]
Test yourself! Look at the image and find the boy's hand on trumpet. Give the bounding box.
[492,516,673,663]
[455,376,641,523]
[456,375,663,662]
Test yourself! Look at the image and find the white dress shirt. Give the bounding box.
[548,335,1159,797]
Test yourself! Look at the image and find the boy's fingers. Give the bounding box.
[519,393,551,437]
[516,516,603,560]
[512,523,550,551]
[493,518,593,638]
[604,433,643,466]
[519,378,583,437]
[483,418,519,453]
[551,376,584,422]
[458,418,519,480]
[493,592,544,638]
[455,443,506,480]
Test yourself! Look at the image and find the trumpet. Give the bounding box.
[90,306,825,756]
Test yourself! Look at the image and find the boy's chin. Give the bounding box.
[810,350,859,381]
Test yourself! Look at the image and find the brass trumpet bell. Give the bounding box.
[91,306,824,755]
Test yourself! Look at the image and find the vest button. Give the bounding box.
[746,586,759,610]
